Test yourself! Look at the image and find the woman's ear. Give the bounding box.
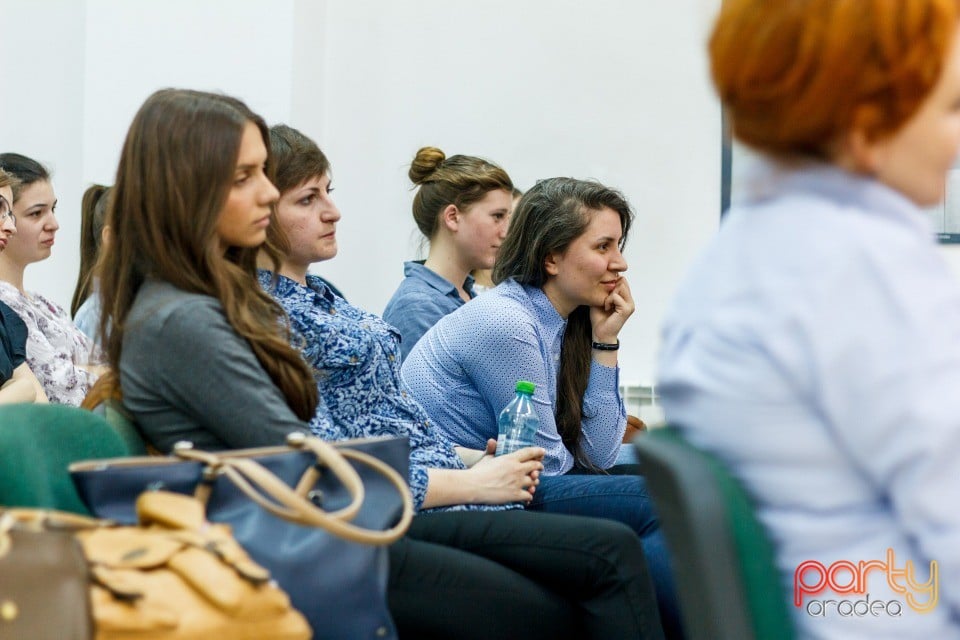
[835,105,886,175]
[544,251,560,276]
[838,128,884,174]
[440,204,459,232]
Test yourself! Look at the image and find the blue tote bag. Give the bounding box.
[70,434,413,640]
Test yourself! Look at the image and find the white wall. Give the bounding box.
[1,0,723,385]
[319,0,722,386]
[0,0,87,312]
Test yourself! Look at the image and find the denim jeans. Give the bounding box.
[527,471,684,639]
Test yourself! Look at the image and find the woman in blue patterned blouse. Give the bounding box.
[257,123,669,640]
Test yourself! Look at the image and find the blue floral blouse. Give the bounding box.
[258,270,508,512]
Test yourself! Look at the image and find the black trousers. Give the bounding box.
[387,509,665,640]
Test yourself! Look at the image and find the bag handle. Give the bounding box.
[177,434,366,520]
[1,509,106,531]
[215,450,413,545]
[178,435,413,545]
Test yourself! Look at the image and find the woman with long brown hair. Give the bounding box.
[99,88,317,449]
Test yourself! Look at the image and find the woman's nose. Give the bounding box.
[611,249,627,272]
[324,203,342,222]
[261,175,280,205]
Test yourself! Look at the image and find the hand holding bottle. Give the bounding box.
[467,446,545,504]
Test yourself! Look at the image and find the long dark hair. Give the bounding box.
[494,177,633,468]
[71,184,110,317]
[99,88,318,420]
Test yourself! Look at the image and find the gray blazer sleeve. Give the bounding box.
[121,294,310,452]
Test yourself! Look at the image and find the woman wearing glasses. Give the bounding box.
[0,168,46,404]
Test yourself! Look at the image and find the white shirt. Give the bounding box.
[657,159,960,638]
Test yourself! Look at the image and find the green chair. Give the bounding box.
[93,398,150,456]
[0,404,129,514]
[633,427,795,640]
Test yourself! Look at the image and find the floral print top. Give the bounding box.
[259,270,511,513]
[0,282,101,405]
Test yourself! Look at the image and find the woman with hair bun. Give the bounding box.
[383,146,513,360]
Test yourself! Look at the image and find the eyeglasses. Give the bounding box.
[0,196,14,226]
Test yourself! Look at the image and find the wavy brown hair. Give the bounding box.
[493,177,633,470]
[98,88,318,420]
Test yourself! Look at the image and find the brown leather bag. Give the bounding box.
[0,492,312,640]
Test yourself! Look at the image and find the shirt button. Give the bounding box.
[350,356,358,364]
[424,421,430,427]
[401,391,407,397]
[329,308,337,314]
[389,355,395,362]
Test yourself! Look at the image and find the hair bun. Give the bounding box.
[409,146,446,184]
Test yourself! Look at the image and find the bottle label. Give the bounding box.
[495,433,507,456]
[497,436,532,456]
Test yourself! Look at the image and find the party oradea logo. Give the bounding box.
[794,549,937,618]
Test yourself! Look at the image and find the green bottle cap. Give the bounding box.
[515,380,536,395]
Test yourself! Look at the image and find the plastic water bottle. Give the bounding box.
[495,380,540,456]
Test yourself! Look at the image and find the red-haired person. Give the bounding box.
[658,1,960,637]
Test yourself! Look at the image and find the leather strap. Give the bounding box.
[177,437,413,545]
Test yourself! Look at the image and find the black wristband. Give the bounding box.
[591,340,620,351]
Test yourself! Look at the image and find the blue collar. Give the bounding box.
[402,260,476,300]
[257,269,337,305]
